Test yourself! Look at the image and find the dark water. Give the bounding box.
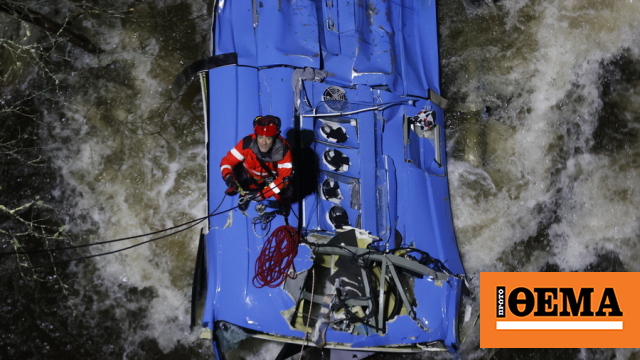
[1,0,639,359]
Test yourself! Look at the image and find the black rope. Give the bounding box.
[0,195,229,257]
[1,174,297,277]
[1,215,205,257]
[0,196,233,277]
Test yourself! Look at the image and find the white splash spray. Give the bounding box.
[449,0,640,273]
[446,2,640,356]
[42,0,211,354]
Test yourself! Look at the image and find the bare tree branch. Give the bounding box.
[0,1,100,54]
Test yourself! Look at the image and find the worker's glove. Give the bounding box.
[224,175,238,196]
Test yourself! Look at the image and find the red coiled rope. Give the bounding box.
[253,225,300,288]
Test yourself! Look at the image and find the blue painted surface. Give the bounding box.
[200,0,465,354]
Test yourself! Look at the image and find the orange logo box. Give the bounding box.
[480,272,640,348]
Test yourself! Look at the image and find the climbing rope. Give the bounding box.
[0,195,231,277]
[252,225,299,288]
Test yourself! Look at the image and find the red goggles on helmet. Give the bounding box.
[253,115,281,137]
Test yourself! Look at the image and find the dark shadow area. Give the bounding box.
[592,49,640,155]
[286,128,319,204]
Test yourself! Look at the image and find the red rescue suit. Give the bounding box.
[220,134,293,200]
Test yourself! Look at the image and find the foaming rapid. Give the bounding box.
[441,0,640,357]
[40,0,211,356]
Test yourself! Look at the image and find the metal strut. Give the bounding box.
[313,244,452,333]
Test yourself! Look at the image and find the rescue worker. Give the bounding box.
[220,115,293,211]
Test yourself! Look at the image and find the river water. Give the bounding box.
[1,0,639,359]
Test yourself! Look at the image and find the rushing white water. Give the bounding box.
[442,1,640,358]
[35,0,212,356]
[446,0,640,271]
[2,0,640,359]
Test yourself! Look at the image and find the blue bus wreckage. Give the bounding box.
[187,0,467,358]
